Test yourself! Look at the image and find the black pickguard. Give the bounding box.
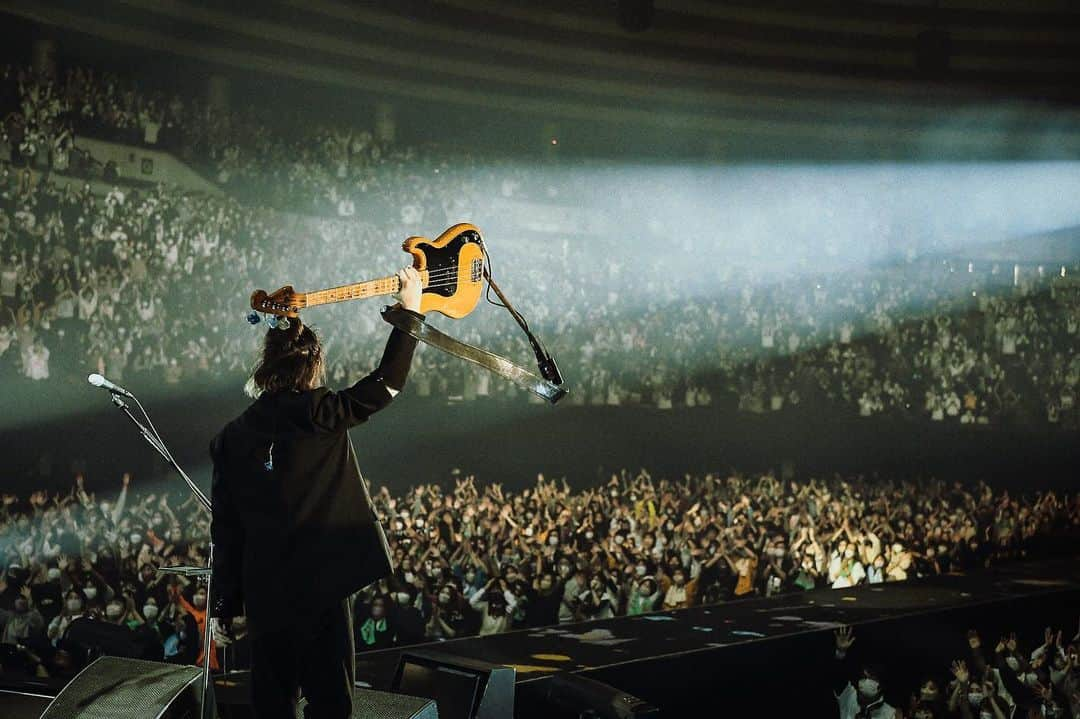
[419,229,482,298]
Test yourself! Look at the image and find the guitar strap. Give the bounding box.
[380,305,567,404]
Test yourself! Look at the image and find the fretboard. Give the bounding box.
[304,276,401,308]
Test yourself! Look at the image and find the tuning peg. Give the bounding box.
[275,317,291,331]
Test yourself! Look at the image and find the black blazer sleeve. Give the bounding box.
[209,434,245,619]
[312,315,422,433]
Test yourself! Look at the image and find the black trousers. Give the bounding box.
[250,597,355,719]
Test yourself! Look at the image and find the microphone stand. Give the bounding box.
[106,392,216,719]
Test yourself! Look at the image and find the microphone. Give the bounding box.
[87,373,135,399]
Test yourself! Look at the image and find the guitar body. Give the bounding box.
[250,223,486,320]
[404,223,485,319]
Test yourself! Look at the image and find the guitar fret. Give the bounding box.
[307,277,398,308]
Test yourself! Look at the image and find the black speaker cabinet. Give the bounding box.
[393,650,515,719]
[519,672,660,719]
[348,689,439,719]
[295,688,438,719]
[40,656,203,718]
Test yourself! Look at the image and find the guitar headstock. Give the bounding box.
[250,286,306,318]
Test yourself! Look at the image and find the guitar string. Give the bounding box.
[309,265,467,297]
[307,266,476,301]
[309,273,463,301]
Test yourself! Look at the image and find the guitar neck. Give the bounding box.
[303,275,402,309]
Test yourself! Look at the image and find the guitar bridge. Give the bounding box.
[471,258,483,283]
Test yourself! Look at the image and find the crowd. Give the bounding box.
[0,155,1076,426]
[831,622,1079,718]
[2,61,1079,426]
[0,467,1075,680]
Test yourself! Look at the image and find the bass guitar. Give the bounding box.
[250,223,485,319]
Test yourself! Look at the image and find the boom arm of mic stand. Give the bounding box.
[108,393,211,514]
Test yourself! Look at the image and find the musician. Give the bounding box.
[209,266,423,719]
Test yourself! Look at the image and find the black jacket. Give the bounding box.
[209,318,421,638]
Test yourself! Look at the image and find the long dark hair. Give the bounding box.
[245,319,325,398]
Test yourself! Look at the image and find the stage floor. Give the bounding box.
[353,554,1080,686]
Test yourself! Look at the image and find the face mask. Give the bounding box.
[67,599,83,613]
[47,567,62,581]
[395,593,411,605]
[585,531,594,540]
[844,548,855,559]
[673,575,686,586]
[980,713,994,719]
[143,605,159,619]
[967,692,984,706]
[106,606,123,619]
[404,572,415,583]
[920,687,938,702]
[548,536,558,546]
[129,533,142,544]
[193,595,207,608]
[84,587,97,599]
[437,593,451,604]
[636,565,647,576]
[1005,656,1020,671]
[857,678,880,699]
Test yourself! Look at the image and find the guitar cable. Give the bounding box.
[478,238,563,386]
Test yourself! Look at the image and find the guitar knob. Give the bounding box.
[246,312,261,325]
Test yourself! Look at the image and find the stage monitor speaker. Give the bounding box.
[522,673,660,719]
[348,688,438,719]
[39,655,203,719]
[392,649,514,719]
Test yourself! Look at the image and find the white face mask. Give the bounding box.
[47,567,62,581]
[967,692,984,705]
[395,593,411,605]
[403,572,415,583]
[635,565,647,576]
[143,605,159,619]
[84,587,97,599]
[857,678,880,699]
[1005,656,1020,671]
[129,533,142,545]
[193,595,207,608]
[106,606,123,619]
